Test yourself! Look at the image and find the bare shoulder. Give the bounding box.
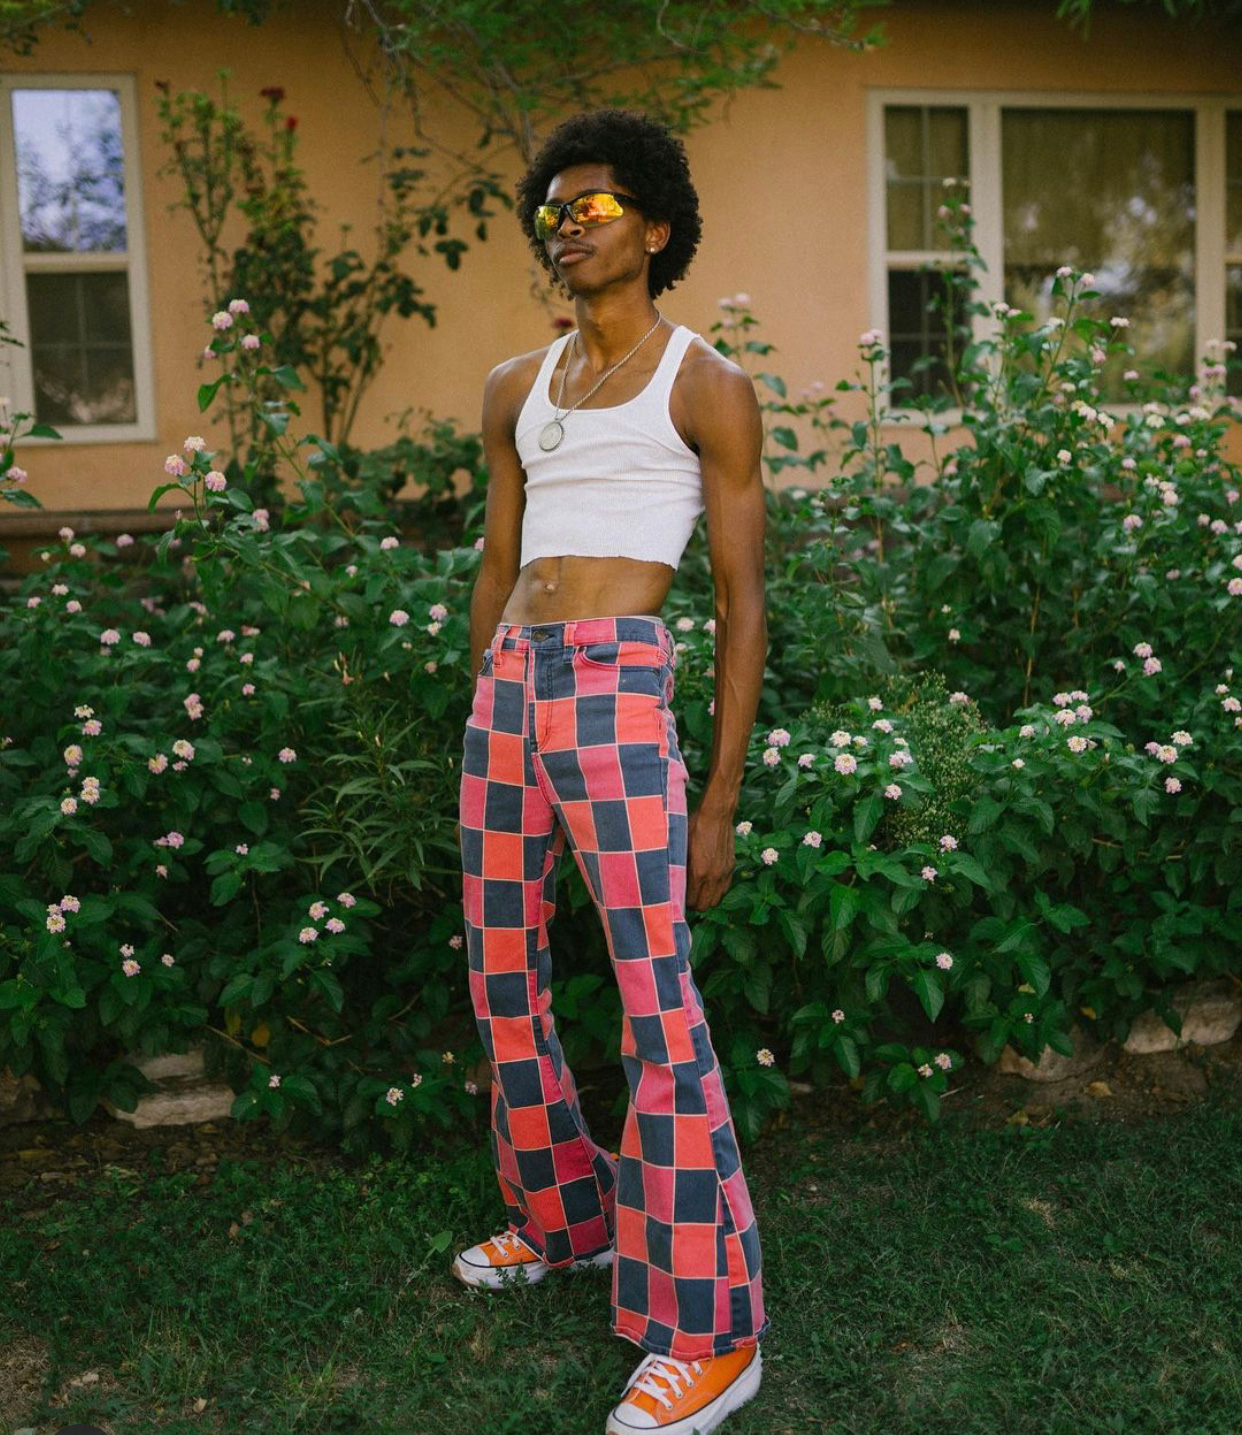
[671,333,760,454]
[675,334,758,410]
[483,340,558,430]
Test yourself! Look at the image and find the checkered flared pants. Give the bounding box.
[458,614,769,1360]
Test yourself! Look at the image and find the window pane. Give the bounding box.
[885,107,924,180]
[1002,107,1195,399]
[1228,111,1242,255]
[927,109,967,179]
[12,88,127,253]
[885,105,968,253]
[887,184,925,252]
[27,271,136,424]
[887,267,964,402]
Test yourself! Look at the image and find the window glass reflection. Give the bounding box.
[13,87,127,253]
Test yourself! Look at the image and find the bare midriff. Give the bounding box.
[499,554,675,625]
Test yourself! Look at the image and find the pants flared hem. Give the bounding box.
[613,1316,771,1362]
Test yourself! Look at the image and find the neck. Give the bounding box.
[572,292,663,370]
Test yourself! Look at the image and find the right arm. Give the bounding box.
[468,357,530,675]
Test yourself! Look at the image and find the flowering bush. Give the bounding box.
[686,192,1242,1130]
[2,182,1241,1146]
[0,306,488,1150]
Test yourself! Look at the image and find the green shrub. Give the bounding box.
[1,185,1241,1147]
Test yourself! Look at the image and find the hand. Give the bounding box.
[686,805,736,911]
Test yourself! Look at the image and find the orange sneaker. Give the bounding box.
[453,1150,620,1290]
[451,1229,613,1289]
[604,1344,762,1434]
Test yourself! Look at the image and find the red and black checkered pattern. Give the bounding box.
[458,614,769,1360]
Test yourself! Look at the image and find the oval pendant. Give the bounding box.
[538,420,564,451]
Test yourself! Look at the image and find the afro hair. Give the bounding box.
[516,108,702,299]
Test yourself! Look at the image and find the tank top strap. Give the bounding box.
[645,323,696,400]
[528,331,575,416]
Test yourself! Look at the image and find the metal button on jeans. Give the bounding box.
[532,629,551,641]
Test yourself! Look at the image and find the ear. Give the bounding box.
[644,218,672,256]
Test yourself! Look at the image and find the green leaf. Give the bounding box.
[211,871,243,906]
[78,827,113,866]
[743,965,771,1014]
[288,593,318,629]
[1015,951,1051,998]
[238,800,269,837]
[950,853,992,890]
[774,907,808,959]
[828,882,861,933]
[268,364,307,391]
[1131,788,1160,828]
[909,968,945,1023]
[232,1089,261,1119]
[246,842,290,874]
[147,480,191,511]
[998,818,1041,863]
[281,1074,323,1114]
[309,968,344,1013]
[853,791,883,844]
[310,436,343,465]
[721,925,757,964]
[966,519,1002,558]
[0,979,37,1011]
[911,1082,941,1123]
[198,375,228,412]
[219,974,254,1007]
[1045,902,1089,933]
[115,892,159,923]
[968,796,1004,832]
[756,372,786,398]
[865,962,888,1004]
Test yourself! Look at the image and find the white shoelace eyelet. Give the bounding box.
[629,1354,705,1410]
[491,1231,533,1259]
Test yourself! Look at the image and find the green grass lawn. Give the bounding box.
[3,1067,1241,1435]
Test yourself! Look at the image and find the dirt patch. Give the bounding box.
[0,1332,51,1429]
[0,1109,347,1218]
[762,1027,1242,1151]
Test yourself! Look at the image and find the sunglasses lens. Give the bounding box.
[572,193,625,225]
[534,193,630,241]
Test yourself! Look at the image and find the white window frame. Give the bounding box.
[867,88,1234,429]
[0,71,156,445]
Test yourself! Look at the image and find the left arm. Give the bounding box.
[678,351,768,911]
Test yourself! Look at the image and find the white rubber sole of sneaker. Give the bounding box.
[452,1245,614,1290]
[604,1345,762,1435]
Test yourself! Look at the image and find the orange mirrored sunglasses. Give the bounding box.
[533,190,642,241]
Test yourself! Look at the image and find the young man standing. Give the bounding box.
[454,108,770,1434]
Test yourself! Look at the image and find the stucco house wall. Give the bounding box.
[2,0,1241,559]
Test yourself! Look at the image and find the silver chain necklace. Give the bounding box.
[538,311,664,452]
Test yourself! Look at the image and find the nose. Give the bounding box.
[555,206,583,238]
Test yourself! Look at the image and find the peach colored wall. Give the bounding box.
[4,0,1242,523]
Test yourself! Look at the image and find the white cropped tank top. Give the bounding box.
[514,323,704,571]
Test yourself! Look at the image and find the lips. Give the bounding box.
[556,247,591,265]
